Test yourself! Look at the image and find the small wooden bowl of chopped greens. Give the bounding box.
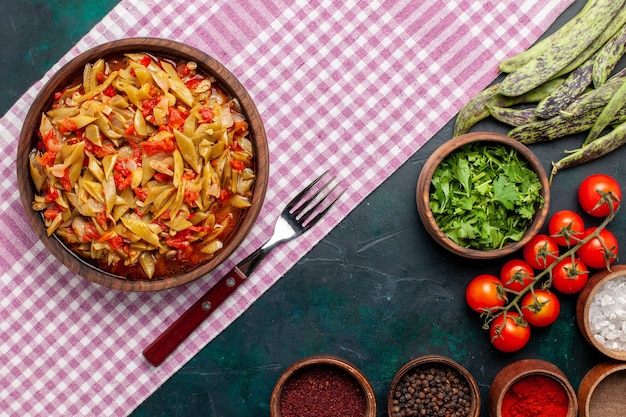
[416,132,549,260]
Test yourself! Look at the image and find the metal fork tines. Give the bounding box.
[238,170,344,275]
[142,171,344,366]
[276,171,342,238]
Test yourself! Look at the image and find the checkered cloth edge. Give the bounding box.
[0,0,574,415]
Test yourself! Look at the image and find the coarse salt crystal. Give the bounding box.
[600,294,616,307]
[596,319,610,329]
[605,330,620,340]
[589,275,626,352]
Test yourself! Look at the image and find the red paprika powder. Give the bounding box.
[501,374,569,417]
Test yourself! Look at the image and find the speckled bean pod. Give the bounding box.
[555,6,626,78]
[499,0,625,97]
[585,78,626,145]
[487,105,537,127]
[509,106,626,144]
[592,22,626,88]
[453,84,500,136]
[535,61,593,119]
[551,121,626,179]
[453,79,565,136]
[497,78,566,107]
[498,0,594,73]
[561,67,626,118]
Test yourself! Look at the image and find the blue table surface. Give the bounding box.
[4,1,623,416]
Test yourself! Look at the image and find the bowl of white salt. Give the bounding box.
[576,265,626,361]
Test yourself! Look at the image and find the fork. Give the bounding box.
[142,171,344,366]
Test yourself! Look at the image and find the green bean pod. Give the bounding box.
[509,106,626,144]
[561,67,626,117]
[555,6,626,78]
[551,120,626,180]
[585,78,626,145]
[454,79,566,136]
[497,78,566,107]
[453,84,500,136]
[510,108,602,144]
[499,0,624,97]
[487,105,537,127]
[535,61,593,119]
[498,0,595,73]
[592,21,626,88]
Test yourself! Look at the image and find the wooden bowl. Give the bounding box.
[387,355,480,417]
[488,359,577,417]
[416,132,550,259]
[269,354,376,417]
[576,264,626,360]
[578,361,626,417]
[16,38,269,291]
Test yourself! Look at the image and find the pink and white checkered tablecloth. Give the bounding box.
[0,0,574,415]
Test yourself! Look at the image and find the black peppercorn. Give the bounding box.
[391,364,472,417]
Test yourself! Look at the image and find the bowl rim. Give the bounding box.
[576,265,626,360]
[387,354,481,417]
[416,131,550,260]
[16,37,269,291]
[577,360,626,416]
[488,358,577,417]
[269,354,377,417]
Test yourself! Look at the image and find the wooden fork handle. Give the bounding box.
[142,267,248,367]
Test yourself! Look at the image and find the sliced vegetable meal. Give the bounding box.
[29,53,256,280]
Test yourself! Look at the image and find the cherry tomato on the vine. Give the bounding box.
[499,259,534,293]
[548,210,585,247]
[522,234,559,270]
[489,312,530,353]
[465,274,506,313]
[578,174,622,217]
[552,257,589,294]
[521,290,560,327]
[577,227,619,269]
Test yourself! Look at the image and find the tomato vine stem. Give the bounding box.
[482,195,619,332]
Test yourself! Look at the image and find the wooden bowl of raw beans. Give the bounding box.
[16,38,269,291]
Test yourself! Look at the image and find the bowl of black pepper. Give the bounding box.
[387,355,480,417]
[270,354,377,417]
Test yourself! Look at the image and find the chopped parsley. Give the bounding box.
[429,142,544,250]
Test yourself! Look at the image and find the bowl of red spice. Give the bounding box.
[387,354,480,417]
[578,361,626,417]
[269,354,376,417]
[488,359,577,417]
[576,265,626,361]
